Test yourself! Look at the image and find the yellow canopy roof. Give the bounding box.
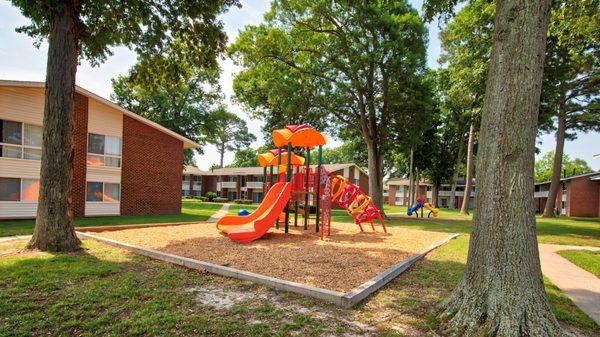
[258,149,305,167]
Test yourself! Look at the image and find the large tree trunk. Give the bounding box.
[366,139,385,216]
[27,2,81,252]
[449,131,466,209]
[460,123,475,215]
[440,0,563,335]
[542,115,566,217]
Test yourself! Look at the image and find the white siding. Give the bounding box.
[0,87,44,125]
[88,99,123,137]
[343,167,349,179]
[0,203,37,219]
[85,202,120,216]
[354,167,360,180]
[0,158,40,179]
[87,166,121,183]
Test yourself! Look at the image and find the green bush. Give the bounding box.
[198,196,208,202]
[234,199,253,204]
[213,197,229,203]
[205,191,217,202]
[184,195,195,199]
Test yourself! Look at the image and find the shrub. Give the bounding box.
[198,196,208,202]
[213,197,229,203]
[234,199,253,204]
[205,191,217,202]
[184,195,195,199]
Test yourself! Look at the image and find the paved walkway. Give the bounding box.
[538,244,600,324]
[206,203,231,223]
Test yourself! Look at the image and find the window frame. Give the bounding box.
[85,181,121,203]
[86,133,122,168]
[0,119,43,161]
[0,177,40,203]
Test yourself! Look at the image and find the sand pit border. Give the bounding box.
[76,230,458,307]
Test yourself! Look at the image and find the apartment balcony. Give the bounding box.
[221,181,237,189]
[534,191,549,198]
[192,183,201,190]
[182,182,190,190]
[246,181,264,189]
[438,190,476,197]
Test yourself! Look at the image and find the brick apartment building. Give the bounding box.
[0,80,198,219]
[385,171,600,217]
[534,172,600,217]
[384,178,475,209]
[182,163,369,203]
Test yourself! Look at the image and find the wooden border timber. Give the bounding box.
[76,231,458,308]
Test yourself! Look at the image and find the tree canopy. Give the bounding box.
[229,0,432,210]
[535,151,593,182]
[204,107,256,168]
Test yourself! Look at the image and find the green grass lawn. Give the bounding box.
[227,203,259,215]
[557,250,600,278]
[0,201,224,238]
[1,233,597,336]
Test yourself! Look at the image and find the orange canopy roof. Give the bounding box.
[272,124,327,148]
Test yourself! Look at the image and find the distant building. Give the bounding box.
[534,171,600,217]
[384,178,475,209]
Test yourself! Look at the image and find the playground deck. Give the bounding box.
[90,222,450,292]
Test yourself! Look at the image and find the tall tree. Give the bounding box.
[12,0,238,251]
[205,107,256,168]
[229,0,430,212]
[540,0,599,217]
[427,0,566,334]
[437,0,492,212]
[111,66,222,166]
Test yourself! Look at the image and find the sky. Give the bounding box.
[0,0,598,170]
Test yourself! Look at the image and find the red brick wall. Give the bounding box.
[388,185,397,205]
[567,177,599,217]
[71,93,88,217]
[121,115,183,215]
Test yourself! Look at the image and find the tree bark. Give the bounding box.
[440,0,564,335]
[460,123,475,214]
[542,115,566,217]
[365,139,385,216]
[219,142,225,168]
[27,2,81,252]
[449,131,466,209]
[414,167,420,204]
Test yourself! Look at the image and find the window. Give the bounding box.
[0,120,42,160]
[86,182,120,202]
[87,133,121,168]
[0,177,40,202]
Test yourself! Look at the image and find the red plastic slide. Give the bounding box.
[216,182,292,243]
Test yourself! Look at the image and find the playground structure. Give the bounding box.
[217,124,387,243]
[407,196,440,218]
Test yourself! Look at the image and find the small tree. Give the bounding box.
[11,0,238,252]
[535,151,593,183]
[205,107,256,168]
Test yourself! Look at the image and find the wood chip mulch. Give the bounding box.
[92,222,450,292]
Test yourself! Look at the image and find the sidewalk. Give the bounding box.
[538,244,600,325]
[206,203,231,223]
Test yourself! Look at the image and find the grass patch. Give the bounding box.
[0,240,354,336]
[0,201,224,237]
[361,235,599,335]
[557,250,600,278]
